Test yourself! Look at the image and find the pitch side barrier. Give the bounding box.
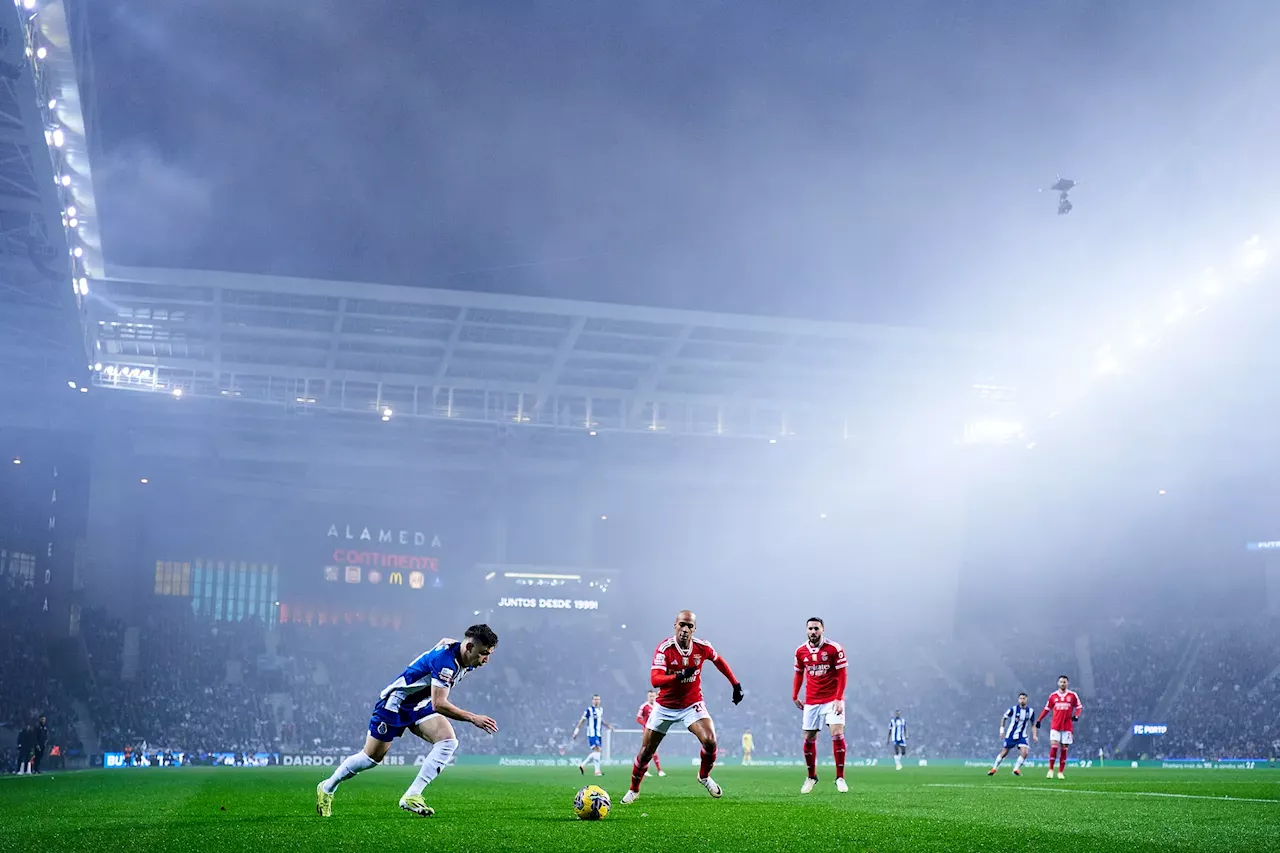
[274,755,1278,770]
[84,753,1278,770]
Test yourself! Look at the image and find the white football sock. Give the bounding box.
[993,753,1004,769]
[322,750,379,794]
[405,738,458,798]
[593,751,603,770]
[1013,754,1026,771]
[894,755,902,769]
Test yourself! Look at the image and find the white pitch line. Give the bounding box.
[925,783,1279,805]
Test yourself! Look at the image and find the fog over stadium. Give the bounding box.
[2,2,1279,849]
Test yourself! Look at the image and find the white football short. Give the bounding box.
[1049,729,1073,745]
[645,701,712,734]
[801,701,845,731]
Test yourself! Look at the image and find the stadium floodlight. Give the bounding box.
[962,419,1025,445]
[140,478,149,484]
[67,380,76,389]
[77,278,88,295]
[1096,345,1120,375]
[59,175,71,187]
[1201,267,1224,297]
[73,246,83,258]
[1158,489,1167,495]
[24,0,36,10]
[12,458,20,465]
[51,128,64,148]
[172,388,183,398]
[65,206,76,218]
[48,99,56,110]
[68,218,78,228]
[35,46,47,60]
[483,572,496,581]
[1164,292,1188,325]
[1241,235,1266,278]
[600,515,608,521]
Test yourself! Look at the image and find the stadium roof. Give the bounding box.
[89,265,1016,441]
[0,0,99,385]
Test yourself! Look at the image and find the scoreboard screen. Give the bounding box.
[477,566,617,622]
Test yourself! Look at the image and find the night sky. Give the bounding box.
[85,0,1280,336]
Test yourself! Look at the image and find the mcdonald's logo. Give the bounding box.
[389,572,404,585]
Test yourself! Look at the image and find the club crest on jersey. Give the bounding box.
[694,655,702,664]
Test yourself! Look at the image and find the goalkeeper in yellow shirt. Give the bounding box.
[741,729,754,765]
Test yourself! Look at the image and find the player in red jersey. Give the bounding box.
[1034,675,1083,779]
[634,690,665,777]
[793,616,849,794]
[621,610,744,805]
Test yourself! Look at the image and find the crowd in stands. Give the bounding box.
[7,590,1280,771]
[83,603,275,757]
[0,584,81,772]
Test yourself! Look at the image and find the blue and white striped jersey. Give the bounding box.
[1002,705,1033,740]
[889,716,907,743]
[378,638,470,713]
[581,705,605,738]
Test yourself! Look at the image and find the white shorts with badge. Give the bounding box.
[1049,729,1073,745]
[801,701,845,730]
[645,701,712,734]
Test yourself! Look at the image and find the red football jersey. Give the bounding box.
[651,637,719,708]
[1043,690,1083,731]
[794,640,847,704]
[636,702,653,725]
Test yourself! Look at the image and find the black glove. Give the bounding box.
[731,683,745,705]
[1034,721,1041,729]
[1072,716,1079,722]
[677,666,698,680]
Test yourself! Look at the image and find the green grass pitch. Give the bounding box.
[3,765,1277,852]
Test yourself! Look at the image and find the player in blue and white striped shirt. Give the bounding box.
[988,693,1034,776]
[316,624,499,819]
[572,694,615,776]
[887,711,908,770]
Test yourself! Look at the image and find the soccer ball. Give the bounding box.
[573,784,610,820]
